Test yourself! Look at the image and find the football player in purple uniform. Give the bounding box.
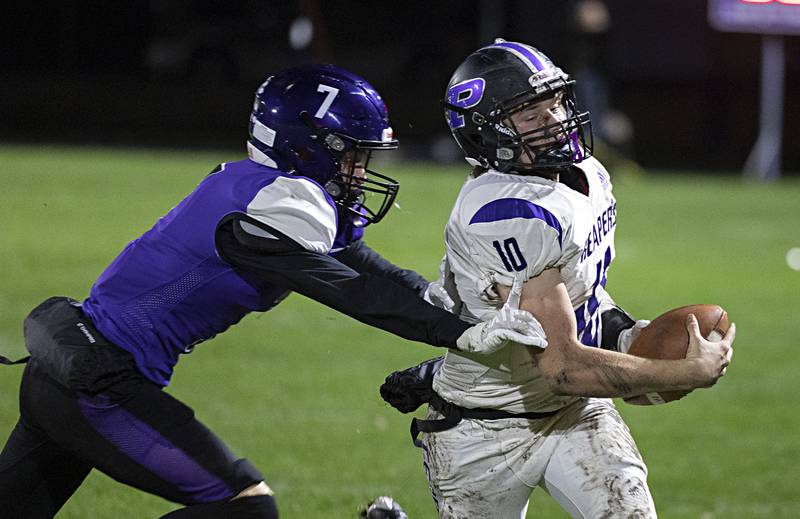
[0,64,546,518]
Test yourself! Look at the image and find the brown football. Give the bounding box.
[624,304,729,405]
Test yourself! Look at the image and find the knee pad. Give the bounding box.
[160,494,279,519]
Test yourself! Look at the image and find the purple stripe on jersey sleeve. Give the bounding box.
[78,397,234,503]
[493,42,544,71]
[469,198,562,246]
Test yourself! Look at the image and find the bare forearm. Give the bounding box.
[500,269,730,399]
[542,344,692,398]
[505,269,691,398]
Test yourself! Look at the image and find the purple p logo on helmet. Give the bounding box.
[446,78,485,129]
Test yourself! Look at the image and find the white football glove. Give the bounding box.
[423,280,455,313]
[456,274,547,355]
[617,320,651,353]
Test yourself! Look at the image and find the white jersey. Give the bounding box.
[433,156,618,413]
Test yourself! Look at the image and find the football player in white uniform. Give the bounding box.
[381,41,736,518]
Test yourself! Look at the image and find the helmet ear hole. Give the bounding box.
[471,112,486,125]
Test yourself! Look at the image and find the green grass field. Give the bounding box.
[1,144,798,518]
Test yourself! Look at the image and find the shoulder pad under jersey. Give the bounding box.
[245,176,337,254]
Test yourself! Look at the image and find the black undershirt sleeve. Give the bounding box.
[600,307,635,352]
[216,220,470,348]
[332,240,430,296]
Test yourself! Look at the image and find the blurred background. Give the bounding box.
[2,0,799,174]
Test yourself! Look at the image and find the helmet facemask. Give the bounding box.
[300,111,399,226]
[493,80,593,174]
[325,147,399,226]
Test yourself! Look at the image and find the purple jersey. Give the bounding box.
[82,159,359,386]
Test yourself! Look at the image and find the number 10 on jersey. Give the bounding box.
[493,237,527,272]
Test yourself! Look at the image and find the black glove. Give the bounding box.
[379,357,443,413]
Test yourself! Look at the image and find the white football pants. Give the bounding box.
[421,398,656,518]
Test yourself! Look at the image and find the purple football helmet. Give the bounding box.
[248,64,399,225]
[443,39,593,174]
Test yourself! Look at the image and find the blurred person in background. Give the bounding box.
[0,64,545,518]
[570,0,611,143]
[569,0,642,175]
[381,40,735,518]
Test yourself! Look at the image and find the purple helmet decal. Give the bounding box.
[446,78,485,129]
[490,41,546,72]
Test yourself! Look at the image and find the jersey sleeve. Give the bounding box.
[460,196,568,286]
[332,239,430,295]
[244,176,337,254]
[215,221,471,348]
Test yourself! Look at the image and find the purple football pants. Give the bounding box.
[0,359,263,518]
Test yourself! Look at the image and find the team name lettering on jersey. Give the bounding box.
[580,202,616,262]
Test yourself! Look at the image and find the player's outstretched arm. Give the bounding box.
[498,269,735,398]
[335,241,456,312]
[333,240,429,295]
[217,220,541,353]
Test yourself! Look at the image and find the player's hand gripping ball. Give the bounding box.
[624,304,729,405]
